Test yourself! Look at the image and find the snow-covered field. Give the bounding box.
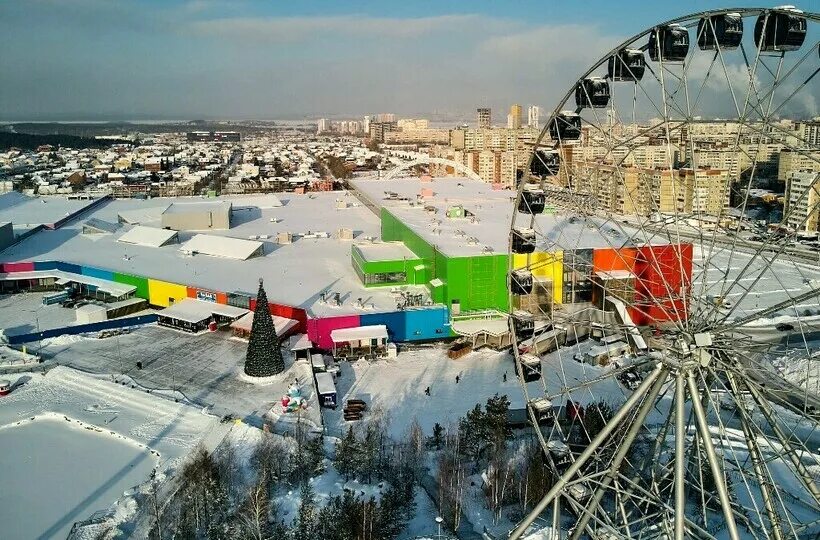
[0,366,224,537]
[324,346,526,438]
[0,416,157,540]
[31,325,322,429]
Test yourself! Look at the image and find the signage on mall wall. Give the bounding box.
[197,290,217,303]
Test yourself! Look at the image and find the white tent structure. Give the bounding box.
[117,226,179,248]
[179,234,263,260]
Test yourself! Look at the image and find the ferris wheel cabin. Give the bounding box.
[511,227,537,254]
[517,353,542,382]
[510,269,534,296]
[529,149,560,177]
[510,310,535,339]
[548,111,582,141]
[648,24,690,62]
[608,48,646,81]
[518,186,546,214]
[575,77,611,108]
[755,6,807,52]
[698,12,744,50]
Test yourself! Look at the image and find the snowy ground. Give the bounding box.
[0,291,78,337]
[27,325,321,430]
[0,366,225,538]
[691,246,820,322]
[0,416,157,540]
[323,346,526,438]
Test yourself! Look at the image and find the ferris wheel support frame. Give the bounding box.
[508,6,820,539]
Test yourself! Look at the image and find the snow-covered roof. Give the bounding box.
[350,176,644,257]
[158,298,248,324]
[594,270,635,280]
[117,204,170,225]
[0,269,136,297]
[162,200,231,216]
[179,234,263,260]
[290,333,312,351]
[315,372,336,395]
[229,311,299,335]
[354,242,419,262]
[0,192,424,317]
[330,325,388,343]
[83,218,119,234]
[118,226,179,248]
[0,192,103,229]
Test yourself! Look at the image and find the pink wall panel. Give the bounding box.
[1,262,35,273]
[307,315,361,349]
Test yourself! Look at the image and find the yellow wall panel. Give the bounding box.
[148,279,189,307]
[513,251,563,305]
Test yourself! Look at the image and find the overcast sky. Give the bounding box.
[0,0,815,121]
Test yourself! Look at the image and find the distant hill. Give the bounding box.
[0,132,128,150]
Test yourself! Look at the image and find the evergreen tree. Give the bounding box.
[293,482,319,539]
[429,423,445,450]
[458,404,486,461]
[335,427,360,481]
[244,278,285,377]
[484,393,512,445]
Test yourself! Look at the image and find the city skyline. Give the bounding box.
[5,0,815,121]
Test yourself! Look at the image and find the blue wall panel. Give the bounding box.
[361,311,408,342]
[33,261,60,271]
[81,265,115,281]
[57,262,82,275]
[361,306,451,342]
[404,307,452,340]
[7,314,158,344]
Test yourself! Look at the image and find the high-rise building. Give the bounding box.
[369,121,398,142]
[317,119,330,134]
[509,104,522,130]
[477,108,491,129]
[527,106,541,130]
[785,171,820,233]
[363,115,372,135]
[376,113,396,123]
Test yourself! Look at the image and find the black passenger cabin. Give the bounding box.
[576,77,610,108]
[511,310,535,339]
[517,353,542,383]
[648,24,690,62]
[698,13,743,50]
[510,270,534,296]
[530,149,560,177]
[755,7,807,52]
[548,112,582,141]
[608,48,645,81]
[511,227,536,254]
[518,187,546,214]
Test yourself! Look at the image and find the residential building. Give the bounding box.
[785,171,820,233]
[477,108,491,129]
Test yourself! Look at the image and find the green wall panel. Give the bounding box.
[113,272,150,300]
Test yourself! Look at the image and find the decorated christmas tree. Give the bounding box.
[244,278,285,377]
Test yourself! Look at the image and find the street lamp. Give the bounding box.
[435,516,443,538]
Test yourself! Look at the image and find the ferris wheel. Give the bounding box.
[508,6,820,540]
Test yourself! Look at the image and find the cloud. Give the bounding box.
[183,14,489,42]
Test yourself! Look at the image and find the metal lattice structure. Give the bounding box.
[508,7,820,540]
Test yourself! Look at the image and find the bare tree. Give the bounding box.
[437,432,466,532]
[235,471,272,540]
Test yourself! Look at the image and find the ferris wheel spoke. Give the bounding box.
[510,366,666,539]
[708,197,820,328]
[568,369,669,540]
[698,368,780,535]
[686,371,742,539]
[741,376,820,508]
[725,370,794,540]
